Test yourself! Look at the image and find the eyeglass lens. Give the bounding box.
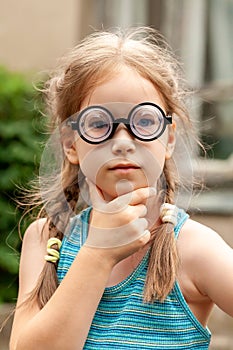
[73,103,171,143]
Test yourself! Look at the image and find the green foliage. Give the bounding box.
[0,66,46,303]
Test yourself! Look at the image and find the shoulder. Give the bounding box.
[178,218,233,316]
[177,218,222,283]
[23,218,49,243]
[178,218,231,255]
[178,217,222,245]
[178,217,232,268]
[21,218,49,260]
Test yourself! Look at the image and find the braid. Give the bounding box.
[144,159,179,302]
[26,169,81,309]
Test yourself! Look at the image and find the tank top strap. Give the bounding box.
[174,208,189,239]
[68,206,188,244]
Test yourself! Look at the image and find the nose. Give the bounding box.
[111,125,136,155]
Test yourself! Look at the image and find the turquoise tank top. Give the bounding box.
[57,208,211,349]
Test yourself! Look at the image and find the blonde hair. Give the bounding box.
[26,27,194,308]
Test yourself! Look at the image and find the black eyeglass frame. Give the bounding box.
[69,102,172,144]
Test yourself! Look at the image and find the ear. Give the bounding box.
[61,125,79,165]
[63,142,79,164]
[165,122,176,160]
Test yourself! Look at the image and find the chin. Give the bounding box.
[101,181,149,201]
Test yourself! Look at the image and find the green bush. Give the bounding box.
[0,66,45,303]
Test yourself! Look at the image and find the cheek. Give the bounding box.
[138,140,167,185]
[77,145,106,183]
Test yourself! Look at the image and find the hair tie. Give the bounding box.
[160,203,178,226]
[45,237,62,264]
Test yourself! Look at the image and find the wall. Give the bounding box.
[0,0,82,72]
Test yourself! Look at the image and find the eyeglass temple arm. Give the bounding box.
[165,116,172,124]
[66,120,79,130]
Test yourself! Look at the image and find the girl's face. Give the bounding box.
[65,66,176,201]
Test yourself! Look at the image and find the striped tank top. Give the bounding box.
[57,207,211,349]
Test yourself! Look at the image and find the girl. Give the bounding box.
[10,27,233,350]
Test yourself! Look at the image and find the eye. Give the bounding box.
[136,117,155,127]
[82,110,111,139]
[131,105,165,138]
[88,118,108,130]
[83,110,110,132]
[134,110,158,129]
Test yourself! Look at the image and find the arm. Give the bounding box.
[181,220,233,317]
[197,228,233,316]
[12,243,113,350]
[10,187,153,350]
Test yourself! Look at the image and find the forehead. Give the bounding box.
[82,103,139,118]
[81,66,166,111]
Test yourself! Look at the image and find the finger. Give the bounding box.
[127,204,147,218]
[137,229,151,246]
[116,179,134,196]
[138,204,148,218]
[130,217,148,234]
[109,191,133,211]
[128,187,157,206]
[108,187,156,212]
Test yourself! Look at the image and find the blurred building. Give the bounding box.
[0,0,232,349]
[2,0,232,210]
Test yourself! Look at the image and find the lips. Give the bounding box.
[109,163,140,171]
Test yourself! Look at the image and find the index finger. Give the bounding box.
[127,187,157,206]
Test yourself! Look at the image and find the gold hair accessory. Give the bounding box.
[160,203,178,226]
[45,237,62,263]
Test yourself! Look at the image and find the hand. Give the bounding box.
[84,179,156,265]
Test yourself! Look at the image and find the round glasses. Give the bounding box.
[69,102,172,144]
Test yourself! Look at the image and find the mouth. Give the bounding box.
[109,163,140,172]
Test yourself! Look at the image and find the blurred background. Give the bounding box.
[0,0,232,349]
